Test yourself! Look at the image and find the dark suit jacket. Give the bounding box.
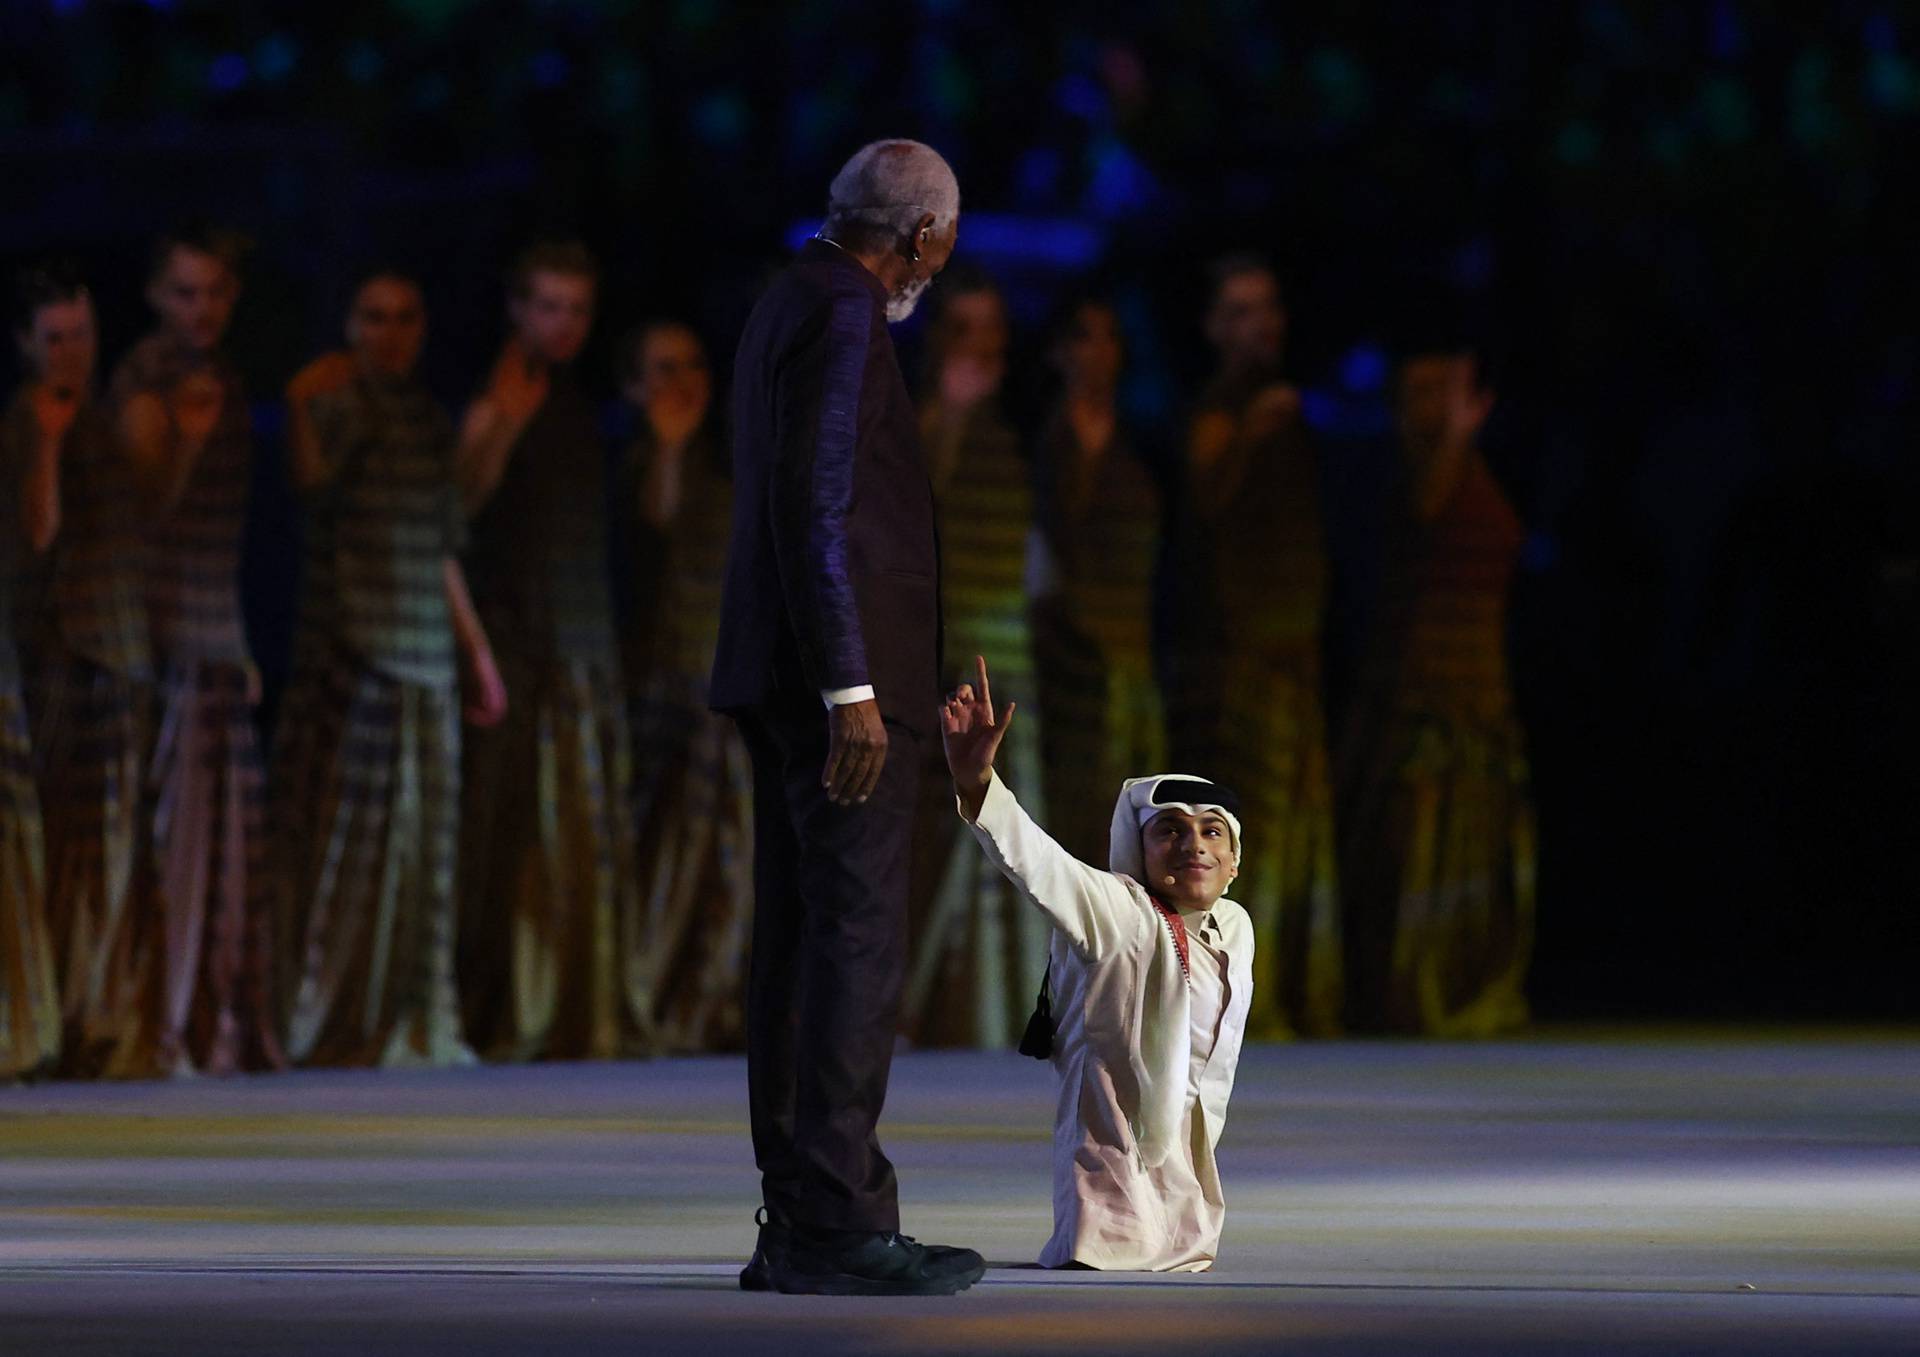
[710,239,941,736]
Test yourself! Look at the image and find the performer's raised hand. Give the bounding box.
[27,381,81,449]
[942,654,1016,820]
[169,369,226,449]
[486,339,549,427]
[1443,367,1495,451]
[285,351,357,410]
[645,376,707,451]
[1242,381,1300,441]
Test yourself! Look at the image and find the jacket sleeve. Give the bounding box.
[768,287,872,693]
[962,771,1150,961]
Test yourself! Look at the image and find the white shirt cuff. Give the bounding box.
[821,684,876,710]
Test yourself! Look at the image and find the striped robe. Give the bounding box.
[457,375,648,1061]
[1338,453,1534,1036]
[110,334,281,1074]
[624,427,752,1051]
[7,391,156,1078]
[276,374,471,1068]
[904,399,1048,1049]
[0,434,59,1078]
[1028,408,1166,869]
[1166,378,1344,1038]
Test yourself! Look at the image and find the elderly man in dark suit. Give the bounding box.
[710,140,983,1296]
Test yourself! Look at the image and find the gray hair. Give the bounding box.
[822,140,960,242]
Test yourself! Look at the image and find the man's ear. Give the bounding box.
[906,212,937,264]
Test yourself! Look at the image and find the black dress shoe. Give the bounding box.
[739,1206,788,1292]
[770,1226,986,1297]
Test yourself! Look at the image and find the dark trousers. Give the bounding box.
[735,694,919,1234]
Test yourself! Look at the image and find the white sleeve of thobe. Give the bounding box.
[960,770,1150,961]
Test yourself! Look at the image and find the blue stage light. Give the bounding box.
[1341,344,1389,395]
[530,51,570,90]
[208,53,249,93]
[345,42,384,86]
[1085,138,1156,219]
[254,35,299,85]
[1055,74,1105,122]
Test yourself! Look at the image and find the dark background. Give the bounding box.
[2,1,1914,1021]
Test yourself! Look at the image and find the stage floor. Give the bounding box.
[3,1031,1916,1355]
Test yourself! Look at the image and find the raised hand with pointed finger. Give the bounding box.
[941,654,1017,820]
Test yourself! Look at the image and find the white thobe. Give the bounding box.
[963,772,1253,1272]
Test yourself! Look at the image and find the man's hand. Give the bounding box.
[486,339,549,426]
[1442,371,1495,452]
[461,644,509,728]
[169,370,226,449]
[646,386,706,450]
[285,351,356,410]
[941,654,1016,822]
[28,382,81,449]
[1242,381,1300,442]
[823,697,888,806]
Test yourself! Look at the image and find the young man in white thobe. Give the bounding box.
[942,655,1255,1271]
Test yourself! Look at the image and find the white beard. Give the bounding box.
[886,276,930,324]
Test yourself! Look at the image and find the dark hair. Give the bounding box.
[507,240,600,300]
[1046,290,1121,345]
[341,263,426,315]
[614,317,703,384]
[1205,250,1277,311]
[12,258,91,334]
[149,220,251,283]
[933,262,1001,307]
[1388,294,1489,373]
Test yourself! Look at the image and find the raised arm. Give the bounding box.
[1186,382,1299,502]
[455,341,547,513]
[118,369,224,512]
[944,654,1148,960]
[283,352,358,494]
[20,383,79,554]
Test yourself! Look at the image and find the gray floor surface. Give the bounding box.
[3,1031,1917,1354]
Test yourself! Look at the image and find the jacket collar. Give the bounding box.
[801,236,889,307]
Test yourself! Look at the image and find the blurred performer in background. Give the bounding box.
[112,224,281,1074]
[1337,346,1533,1036]
[1166,253,1342,1039]
[1028,295,1165,868]
[903,268,1046,1049]
[277,268,506,1068]
[618,320,752,1051]
[14,262,146,1082]
[455,242,646,1061]
[10,268,152,1078]
[0,267,86,1081]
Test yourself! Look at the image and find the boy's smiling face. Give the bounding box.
[1141,809,1238,910]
